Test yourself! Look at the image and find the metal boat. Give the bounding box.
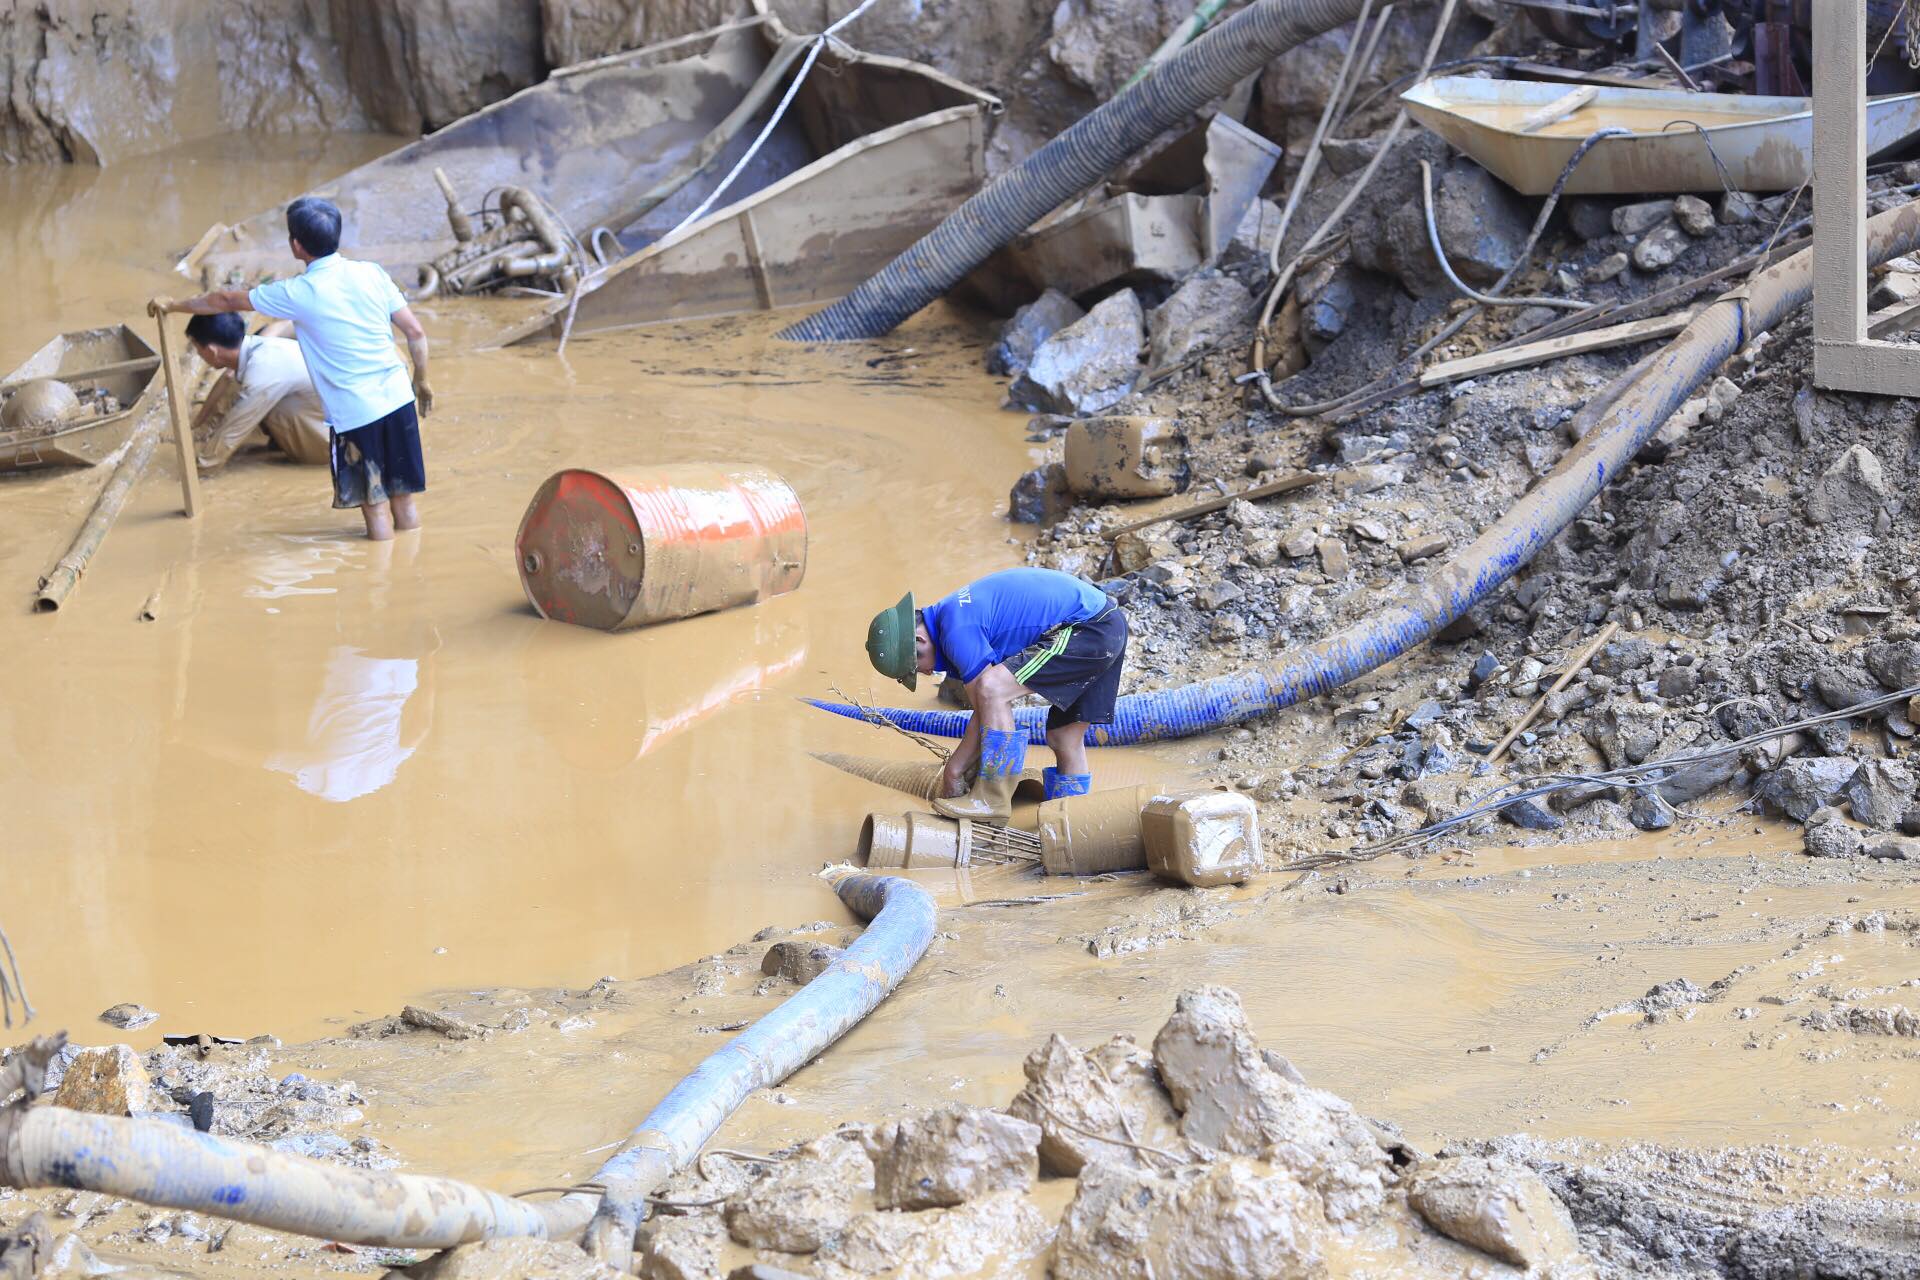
[0,325,162,471]
[1402,76,1920,195]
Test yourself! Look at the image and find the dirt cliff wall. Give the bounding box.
[0,0,365,164]
[4,0,1405,171]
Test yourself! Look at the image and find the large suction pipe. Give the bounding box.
[0,874,935,1263]
[571,872,935,1267]
[776,0,1382,342]
[806,199,1920,744]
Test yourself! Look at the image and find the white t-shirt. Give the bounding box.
[249,254,413,432]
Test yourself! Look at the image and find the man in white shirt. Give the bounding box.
[154,197,434,541]
[184,313,329,469]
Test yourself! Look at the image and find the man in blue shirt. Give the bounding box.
[154,197,433,541]
[866,567,1129,824]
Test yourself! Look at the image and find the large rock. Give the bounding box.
[635,1209,726,1280]
[1047,0,1184,99]
[1008,462,1071,525]
[1146,271,1253,380]
[1754,757,1860,823]
[51,1045,151,1116]
[863,1104,1040,1210]
[1010,291,1145,416]
[725,1134,867,1254]
[1612,199,1674,236]
[1804,808,1865,859]
[1864,641,1920,691]
[1632,225,1688,272]
[1585,700,1664,768]
[1005,1033,1183,1176]
[1428,158,1533,286]
[1051,1158,1327,1280]
[1409,1156,1584,1271]
[1151,986,1389,1221]
[809,1189,1051,1278]
[1845,760,1914,831]
[403,1238,624,1280]
[1807,444,1890,524]
[760,940,844,985]
[1254,8,1458,154]
[988,289,1084,378]
[1349,146,1532,297]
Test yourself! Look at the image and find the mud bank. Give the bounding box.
[9,833,1920,1277]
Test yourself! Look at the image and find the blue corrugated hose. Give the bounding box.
[807,197,1920,743]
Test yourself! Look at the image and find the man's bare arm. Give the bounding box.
[391,306,432,416]
[148,291,253,318]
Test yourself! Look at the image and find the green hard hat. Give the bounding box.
[866,591,917,691]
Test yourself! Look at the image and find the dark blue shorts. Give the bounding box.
[1007,602,1129,728]
[331,401,425,509]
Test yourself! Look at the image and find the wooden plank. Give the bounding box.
[1417,312,1692,389]
[151,316,203,519]
[739,209,776,310]
[1867,298,1920,339]
[1101,473,1322,541]
[1516,85,1597,134]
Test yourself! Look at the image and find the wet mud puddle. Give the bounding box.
[0,134,1172,1045]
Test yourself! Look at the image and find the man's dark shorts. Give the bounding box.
[331,401,425,510]
[1006,601,1129,729]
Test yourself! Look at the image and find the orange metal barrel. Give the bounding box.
[515,465,808,631]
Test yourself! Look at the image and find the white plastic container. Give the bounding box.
[1140,790,1263,887]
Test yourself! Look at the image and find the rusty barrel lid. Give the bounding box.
[515,465,807,631]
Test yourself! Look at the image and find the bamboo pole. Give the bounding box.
[1487,622,1618,763]
[151,314,203,518]
[34,408,165,612]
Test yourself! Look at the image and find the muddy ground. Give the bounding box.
[7,2,1920,1278]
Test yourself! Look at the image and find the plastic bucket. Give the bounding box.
[515,464,807,631]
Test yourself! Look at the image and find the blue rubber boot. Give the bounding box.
[1042,767,1092,799]
[935,728,1027,826]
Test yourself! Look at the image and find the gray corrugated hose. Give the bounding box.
[777,0,1385,342]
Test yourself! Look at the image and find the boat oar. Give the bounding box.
[149,309,203,518]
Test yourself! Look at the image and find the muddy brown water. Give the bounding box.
[1466,100,1763,138]
[0,135,1174,1046]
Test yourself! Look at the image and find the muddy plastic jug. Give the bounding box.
[1141,790,1262,887]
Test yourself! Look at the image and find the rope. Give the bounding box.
[664,0,888,239]
[0,923,31,1029]
[1418,160,1586,310]
[1262,127,1624,415]
[1249,0,1460,403]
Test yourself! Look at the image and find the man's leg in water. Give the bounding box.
[362,499,395,541]
[391,492,421,532]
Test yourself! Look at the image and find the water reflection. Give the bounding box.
[243,533,356,599]
[523,612,807,773]
[266,644,435,802]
